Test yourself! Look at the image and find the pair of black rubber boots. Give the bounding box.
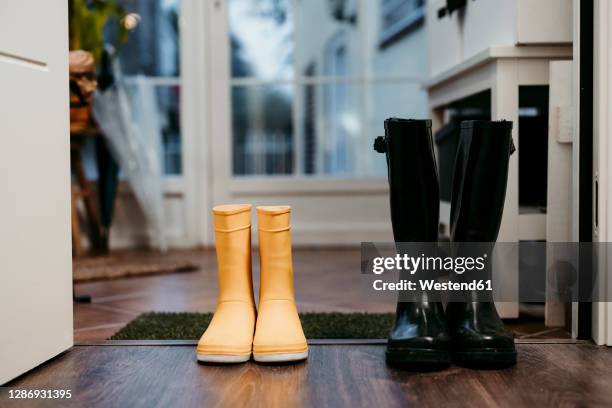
[374,118,517,369]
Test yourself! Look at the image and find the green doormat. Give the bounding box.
[110,312,395,340]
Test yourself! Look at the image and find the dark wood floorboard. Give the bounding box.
[2,343,611,408]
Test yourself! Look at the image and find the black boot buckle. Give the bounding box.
[374,136,387,153]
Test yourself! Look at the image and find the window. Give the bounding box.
[379,0,425,47]
[229,0,427,177]
[114,0,182,176]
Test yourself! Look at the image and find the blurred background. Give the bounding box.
[71,0,428,254]
[69,0,574,341]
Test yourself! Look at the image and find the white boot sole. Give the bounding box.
[253,351,308,363]
[196,353,251,363]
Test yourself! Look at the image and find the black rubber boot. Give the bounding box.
[447,120,517,368]
[374,118,450,369]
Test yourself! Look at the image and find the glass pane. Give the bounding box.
[229,0,294,80]
[298,82,364,176]
[295,0,361,79]
[321,82,362,175]
[366,81,428,176]
[113,0,180,76]
[367,0,426,78]
[124,83,182,176]
[232,85,294,175]
[156,85,182,175]
[298,81,426,177]
[379,0,425,44]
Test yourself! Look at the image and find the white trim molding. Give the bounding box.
[592,0,612,346]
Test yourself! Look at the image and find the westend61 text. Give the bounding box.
[373,279,493,292]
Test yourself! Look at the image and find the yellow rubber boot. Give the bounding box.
[253,206,308,363]
[196,204,256,363]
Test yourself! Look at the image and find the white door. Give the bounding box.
[0,1,73,383]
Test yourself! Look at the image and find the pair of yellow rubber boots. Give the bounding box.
[196,204,308,363]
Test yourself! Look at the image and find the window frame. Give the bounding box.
[226,0,425,179]
[378,0,426,49]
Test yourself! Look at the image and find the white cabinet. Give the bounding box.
[427,0,573,77]
[516,0,573,44]
[425,0,573,319]
[426,48,572,319]
[462,0,517,60]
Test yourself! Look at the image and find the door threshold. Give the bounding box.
[75,338,588,347]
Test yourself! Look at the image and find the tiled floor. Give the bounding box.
[73,249,570,342]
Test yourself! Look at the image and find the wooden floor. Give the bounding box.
[73,248,396,341]
[3,341,612,407]
[5,248,593,406]
[73,249,569,342]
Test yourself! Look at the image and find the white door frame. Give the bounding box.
[181,0,211,246]
[592,0,612,346]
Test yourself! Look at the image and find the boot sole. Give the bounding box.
[196,353,251,363]
[385,348,451,368]
[452,349,517,367]
[253,351,308,363]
